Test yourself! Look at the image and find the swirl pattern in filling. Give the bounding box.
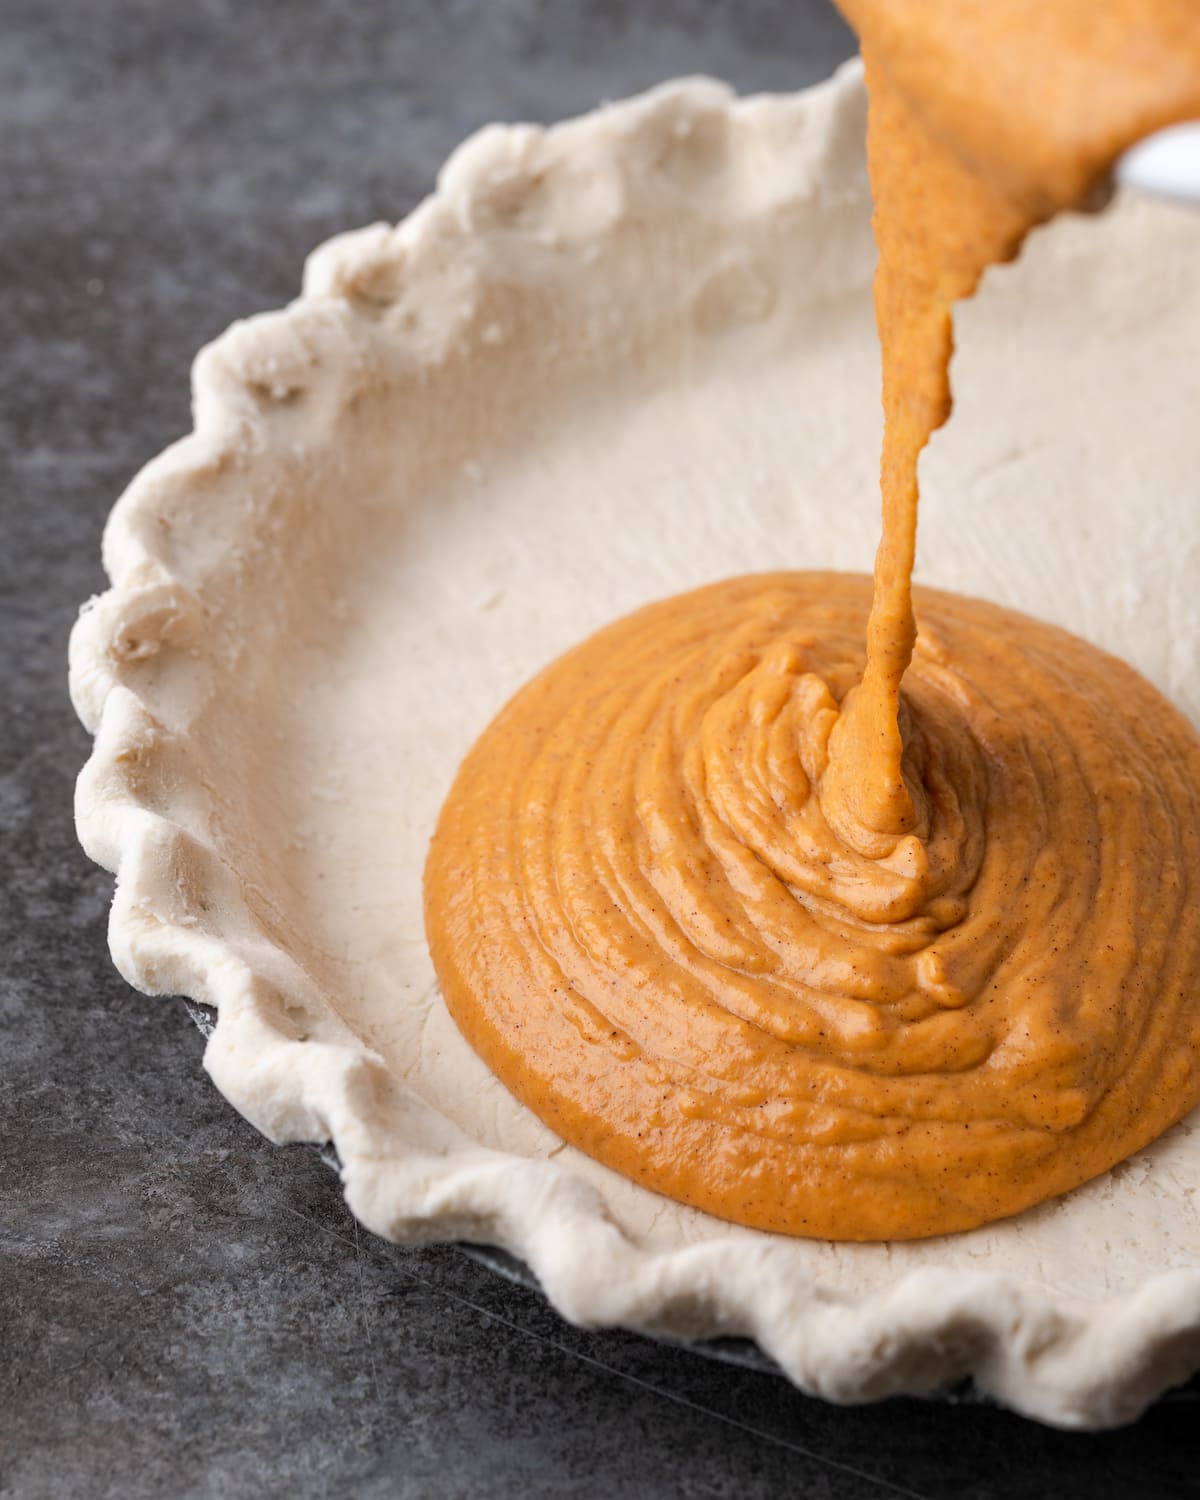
[425,572,1200,1239]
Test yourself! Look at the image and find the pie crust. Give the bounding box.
[70,63,1200,1428]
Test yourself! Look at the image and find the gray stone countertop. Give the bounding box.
[3,2,1198,1495]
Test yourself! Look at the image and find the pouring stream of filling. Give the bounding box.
[425,4,1200,1239]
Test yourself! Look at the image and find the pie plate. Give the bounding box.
[70,63,1200,1429]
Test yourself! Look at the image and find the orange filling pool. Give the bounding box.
[425,4,1200,1239]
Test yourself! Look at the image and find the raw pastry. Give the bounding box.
[71,66,1200,1424]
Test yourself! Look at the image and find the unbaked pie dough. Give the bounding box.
[71,65,1200,1427]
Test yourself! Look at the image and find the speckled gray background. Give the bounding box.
[3,3,1198,1496]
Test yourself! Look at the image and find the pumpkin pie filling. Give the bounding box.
[425,3,1200,1240]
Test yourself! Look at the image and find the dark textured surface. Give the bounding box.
[2,2,1196,1495]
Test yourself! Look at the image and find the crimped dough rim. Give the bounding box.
[69,63,1200,1429]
